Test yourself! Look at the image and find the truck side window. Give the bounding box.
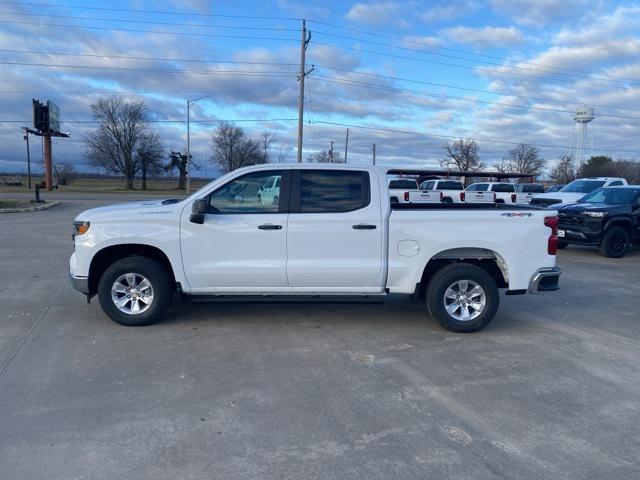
[609,181,623,186]
[299,171,369,213]
[209,170,283,213]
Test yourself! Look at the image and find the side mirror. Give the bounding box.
[190,199,208,224]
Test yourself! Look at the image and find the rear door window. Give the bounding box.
[437,181,464,190]
[467,184,488,192]
[298,170,370,213]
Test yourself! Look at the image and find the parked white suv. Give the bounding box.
[466,182,517,204]
[531,177,628,207]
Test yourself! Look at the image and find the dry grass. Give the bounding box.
[0,175,211,194]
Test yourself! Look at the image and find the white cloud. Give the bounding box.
[444,26,524,48]
[421,1,479,23]
[346,2,402,26]
[490,0,592,26]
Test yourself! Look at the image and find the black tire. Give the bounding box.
[598,226,630,258]
[97,257,173,326]
[557,241,569,249]
[426,263,499,333]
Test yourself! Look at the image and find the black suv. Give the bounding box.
[556,186,640,258]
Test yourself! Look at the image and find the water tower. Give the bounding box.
[571,106,595,163]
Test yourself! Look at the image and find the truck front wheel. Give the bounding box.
[97,257,173,326]
[426,263,499,333]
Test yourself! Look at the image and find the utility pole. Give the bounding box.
[23,130,32,189]
[372,143,376,165]
[344,128,349,163]
[296,19,313,163]
[43,133,52,190]
[329,140,334,162]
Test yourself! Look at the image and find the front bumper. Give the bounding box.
[69,271,90,295]
[528,267,561,294]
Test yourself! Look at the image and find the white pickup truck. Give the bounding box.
[388,178,442,204]
[70,164,561,332]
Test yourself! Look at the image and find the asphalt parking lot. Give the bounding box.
[1,196,639,480]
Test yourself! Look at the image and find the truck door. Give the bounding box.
[180,169,290,291]
[285,169,384,291]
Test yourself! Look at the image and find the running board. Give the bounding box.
[188,294,387,305]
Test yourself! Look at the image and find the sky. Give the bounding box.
[0,0,639,177]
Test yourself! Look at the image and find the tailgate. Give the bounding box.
[409,190,442,203]
[464,191,496,203]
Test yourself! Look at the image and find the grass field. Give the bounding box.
[0,175,211,194]
[0,200,30,209]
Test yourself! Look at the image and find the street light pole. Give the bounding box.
[186,96,205,195]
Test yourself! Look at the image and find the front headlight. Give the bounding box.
[585,211,605,218]
[72,221,91,239]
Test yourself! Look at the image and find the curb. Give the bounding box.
[0,201,60,214]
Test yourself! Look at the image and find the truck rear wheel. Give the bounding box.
[426,263,499,333]
[97,257,173,326]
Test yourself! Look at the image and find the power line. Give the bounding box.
[0,19,298,42]
[0,49,298,66]
[307,19,639,84]
[0,10,300,31]
[310,66,640,113]
[0,118,298,124]
[310,120,640,155]
[0,88,292,95]
[0,1,301,21]
[312,41,634,91]
[0,60,296,76]
[313,76,640,121]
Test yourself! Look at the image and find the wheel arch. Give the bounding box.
[415,248,509,297]
[88,244,177,295]
[604,216,632,233]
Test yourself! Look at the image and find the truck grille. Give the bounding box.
[531,198,561,208]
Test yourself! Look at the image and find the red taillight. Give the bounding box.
[492,192,497,202]
[404,191,409,202]
[460,191,465,202]
[544,216,558,255]
[511,193,517,203]
[439,191,443,202]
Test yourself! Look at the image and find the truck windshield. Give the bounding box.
[560,180,605,193]
[579,188,640,204]
[389,179,418,189]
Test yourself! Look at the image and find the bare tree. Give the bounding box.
[500,144,545,178]
[307,150,344,163]
[211,122,264,173]
[136,132,164,190]
[53,162,78,186]
[440,139,483,185]
[166,151,193,190]
[85,96,148,190]
[549,154,577,184]
[260,131,275,163]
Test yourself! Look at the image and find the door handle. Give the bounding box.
[258,224,283,230]
[352,224,377,230]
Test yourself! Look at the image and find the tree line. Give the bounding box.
[440,138,640,184]
[81,97,638,189]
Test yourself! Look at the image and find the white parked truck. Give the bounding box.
[466,182,519,204]
[70,164,561,332]
[388,178,442,204]
[420,179,494,204]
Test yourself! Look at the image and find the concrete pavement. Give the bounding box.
[1,197,639,479]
